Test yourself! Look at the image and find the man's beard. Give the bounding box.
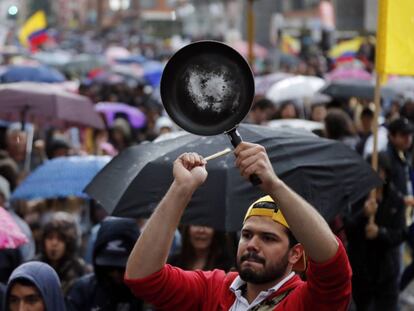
[236,250,290,284]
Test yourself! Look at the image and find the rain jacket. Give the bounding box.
[66,217,143,311]
[125,238,352,310]
[4,261,66,311]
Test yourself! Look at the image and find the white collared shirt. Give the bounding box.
[228,272,295,311]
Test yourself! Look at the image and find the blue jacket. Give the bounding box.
[4,261,66,311]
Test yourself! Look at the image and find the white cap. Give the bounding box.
[155,116,174,134]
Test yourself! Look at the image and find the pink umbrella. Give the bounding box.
[105,46,131,64]
[229,40,269,59]
[326,68,372,81]
[0,82,105,129]
[0,207,28,249]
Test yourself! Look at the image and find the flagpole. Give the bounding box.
[368,74,382,224]
[247,0,255,66]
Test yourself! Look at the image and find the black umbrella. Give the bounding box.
[321,80,397,100]
[84,124,381,231]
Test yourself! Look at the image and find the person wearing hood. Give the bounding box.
[66,217,143,311]
[4,261,66,311]
[34,212,89,294]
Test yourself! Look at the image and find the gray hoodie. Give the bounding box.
[4,261,66,311]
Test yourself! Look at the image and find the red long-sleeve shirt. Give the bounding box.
[125,238,352,310]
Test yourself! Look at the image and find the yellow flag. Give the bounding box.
[18,10,47,47]
[376,0,414,75]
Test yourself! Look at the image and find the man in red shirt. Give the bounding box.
[125,142,352,310]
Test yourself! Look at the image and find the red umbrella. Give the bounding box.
[0,82,104,129]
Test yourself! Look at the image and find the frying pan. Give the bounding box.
[160,40,260,184]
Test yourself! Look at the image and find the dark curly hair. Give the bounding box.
[40,212,79,260]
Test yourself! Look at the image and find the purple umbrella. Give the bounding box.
[95,102,146,128]
[0,82,104,129]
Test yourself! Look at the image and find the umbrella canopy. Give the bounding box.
[12,155,111,200]
[85,124,381,231]
[266,75,326,104]
[86,71,125,85]
[326,67,372,81]
[306,93,332,105]
[105,46,131,63]
[0,207,28,249]
[115,54,147,64]
[267,119,324,132]
[0,82,105,129]
[254,72,292,96]
[32,51,72,67]
[141,61,164,87]
[0,65,66,83]
[321,80,397,100]
[95,102,146,128]
[386,77,414,95]
[110,64,145,82]
[61,54,107,77]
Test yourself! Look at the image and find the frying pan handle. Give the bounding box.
[227,129,242,148]
[227,128,261,186]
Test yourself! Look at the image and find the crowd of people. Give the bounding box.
[0,22,414,311]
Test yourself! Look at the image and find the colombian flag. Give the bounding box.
[376,0,414,75]
[281,35,300,55]
[328,37,363,60]
[18,11,48,50]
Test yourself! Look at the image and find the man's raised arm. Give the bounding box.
[234,142,338,263]
[125,153,207,279]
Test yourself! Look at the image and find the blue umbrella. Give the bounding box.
[142,61,164,87]
[115,55,147,64]
[0,65,66,83]
[11,156,111,200]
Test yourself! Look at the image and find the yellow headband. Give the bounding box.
[244,195,289,228]
[243,195,307,272]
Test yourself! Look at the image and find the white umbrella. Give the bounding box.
[254,72,292,96]
[267,119,324,133]
[105,46,130,63]
[266,75,326,104]
[386,77,414,95]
